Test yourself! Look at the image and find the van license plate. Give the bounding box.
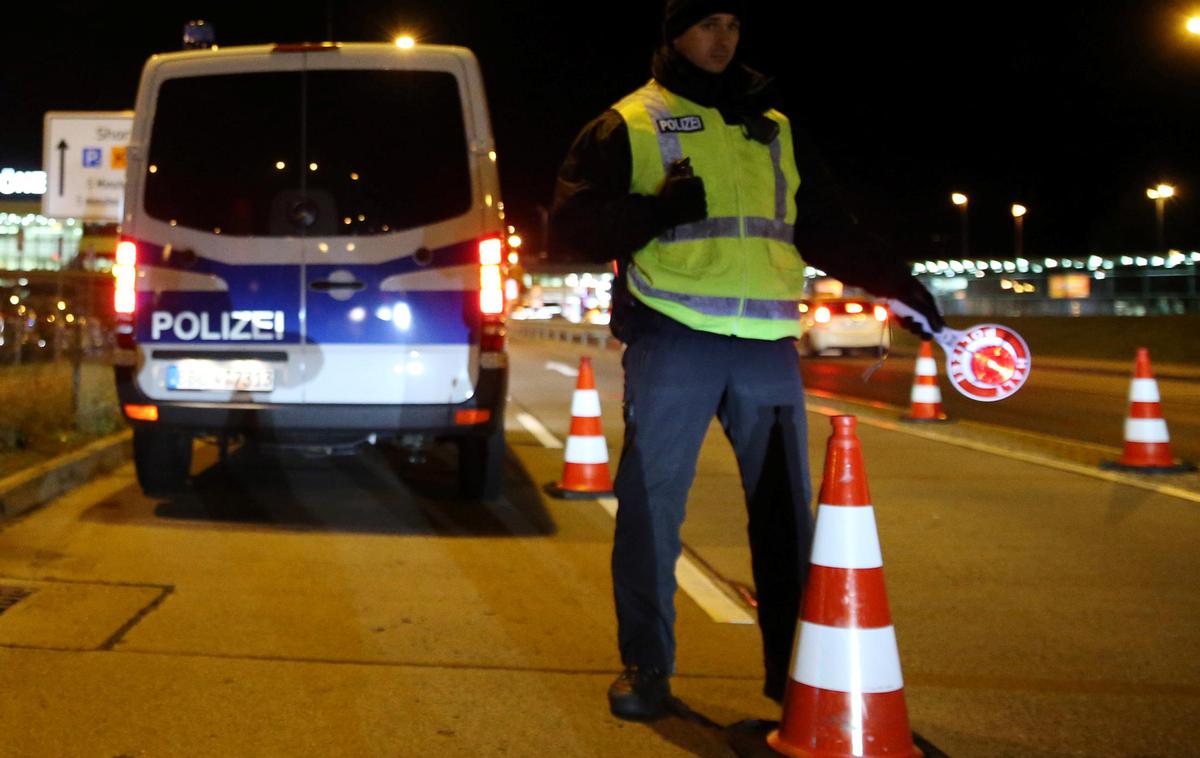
[166,360,275,392]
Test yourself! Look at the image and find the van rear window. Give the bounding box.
[144,69,472,237]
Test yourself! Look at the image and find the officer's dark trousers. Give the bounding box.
[612,326,814,687]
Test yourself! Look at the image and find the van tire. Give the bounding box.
[133,428,193,495]
[458,424,505,501]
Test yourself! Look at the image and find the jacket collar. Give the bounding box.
[650,45,779,125]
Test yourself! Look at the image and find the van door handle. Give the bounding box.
[309,279,366,292]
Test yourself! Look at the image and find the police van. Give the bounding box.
[114,41,509,498]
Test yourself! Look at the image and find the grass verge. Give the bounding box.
[0,361,126,479]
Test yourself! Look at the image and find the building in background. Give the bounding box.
[908,251,1199,317]
[1,166,117,273]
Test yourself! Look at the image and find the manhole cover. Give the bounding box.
[0,585,33,615]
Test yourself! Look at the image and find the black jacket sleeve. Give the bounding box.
[548,110,671,262]
[789,124,913,299]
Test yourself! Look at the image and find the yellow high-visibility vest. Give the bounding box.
[614,80,806,340]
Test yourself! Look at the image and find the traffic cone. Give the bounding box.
[900,340,949,422]
[1102,348,1196,474]
[768,415,922,758]
[544,356,614,498]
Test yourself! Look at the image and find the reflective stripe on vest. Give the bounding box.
[629,265,802,321]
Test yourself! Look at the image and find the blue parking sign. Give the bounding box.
[82,147,102,168]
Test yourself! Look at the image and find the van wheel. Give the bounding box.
[457,423,505,501]
[133,428,193,495]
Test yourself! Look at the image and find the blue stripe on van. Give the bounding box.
[132,238,480,345]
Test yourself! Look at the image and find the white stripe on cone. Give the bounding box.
[910,385,942,404]
[564,435,609,464]
[1128,378,1161,403]
[1125,418,1170,444]
[810,505,884,569]
[916,357,938,375]
[790,621,905,693]
[570,389,602,418]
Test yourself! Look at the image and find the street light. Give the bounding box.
[1187,16,1200,35]
[1011,204,1027,258]
[1146,183,1176,252]
[951,192,969,258]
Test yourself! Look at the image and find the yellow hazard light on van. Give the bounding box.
[124,404,159,422]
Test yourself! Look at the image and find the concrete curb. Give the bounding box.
[0,429,133,522]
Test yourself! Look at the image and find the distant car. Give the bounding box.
[799,297,890,356]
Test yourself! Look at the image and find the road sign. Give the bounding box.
[42,111,134,222]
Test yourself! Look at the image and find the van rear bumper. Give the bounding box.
[114,364,507,440]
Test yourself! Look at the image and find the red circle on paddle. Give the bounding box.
[947,325,1030,401]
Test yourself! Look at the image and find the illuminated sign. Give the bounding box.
[1048,274,1091,299]
[0,169,48,196]
[42,110,134,222]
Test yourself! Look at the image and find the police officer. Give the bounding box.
[549,0,944,720]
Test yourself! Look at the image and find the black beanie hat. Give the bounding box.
[663,0,744,42]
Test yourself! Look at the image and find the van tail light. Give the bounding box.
[114,240,137,315]
[479,235,504,314]
[113,239,138,350]
[874,305,889,322]
[814,305,831,324]
[478,234,507,355]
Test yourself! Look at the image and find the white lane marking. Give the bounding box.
[545,361,579,377]
[515,412,563,449]
[806,401,1200,505]
[517,383,753,627]
[597,497,755,625]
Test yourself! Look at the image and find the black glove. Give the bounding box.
[657,157,707,227]
[894,277,945,339]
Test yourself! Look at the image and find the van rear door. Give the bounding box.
[297,51,481,405]
[133,54,308,404]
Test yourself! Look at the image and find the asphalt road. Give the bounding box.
[0,337,1198,757]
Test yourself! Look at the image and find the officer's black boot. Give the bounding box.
[607,665,671,720]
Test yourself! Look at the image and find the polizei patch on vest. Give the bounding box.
[656,115,705,133]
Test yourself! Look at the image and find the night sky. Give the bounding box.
[3,1,1198,261]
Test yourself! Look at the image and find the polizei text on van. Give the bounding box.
[151,310,285,341]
